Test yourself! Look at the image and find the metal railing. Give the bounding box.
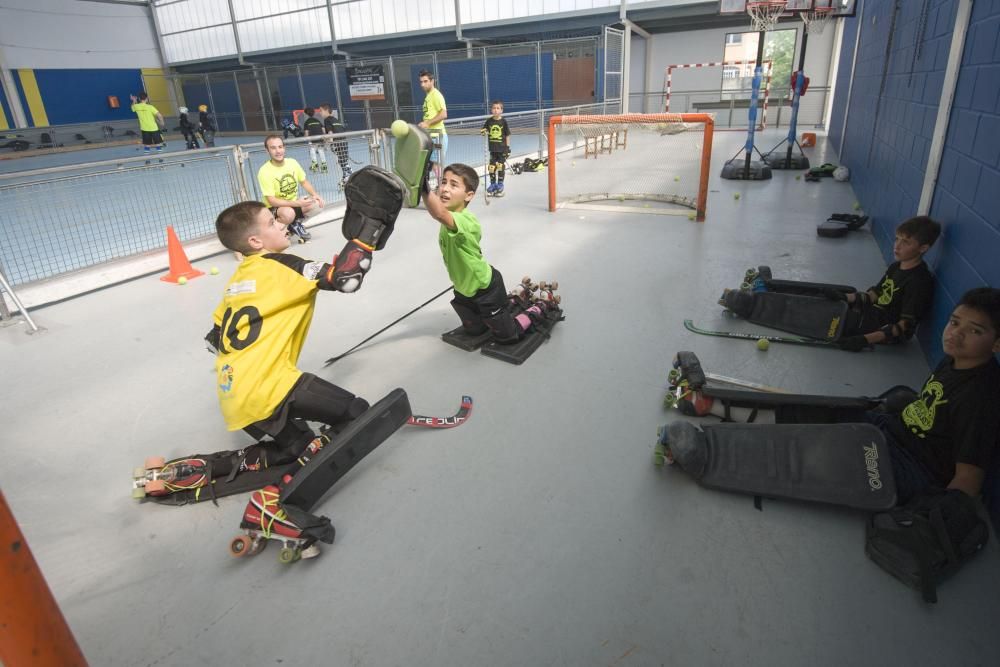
[0,100,629,289]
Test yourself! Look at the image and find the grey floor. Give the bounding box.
[2,129,998,667]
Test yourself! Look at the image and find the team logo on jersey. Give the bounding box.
[488,124,503,141]
[278,174,298,199]
[876,277,899,306]
[226,280,256,296]
[218,364,235,393]
[901,375,947,438]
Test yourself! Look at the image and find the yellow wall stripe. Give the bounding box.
[17,69,49,127]
[141,68,175,115]
[0,102,8,130]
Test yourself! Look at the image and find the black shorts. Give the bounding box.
[453,266,508,316]
[244,373,369,445]
[270,205,304,220]
[141,130,163,146]
[489,150,507,162]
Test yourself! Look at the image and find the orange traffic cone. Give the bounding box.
[160,225,205,283]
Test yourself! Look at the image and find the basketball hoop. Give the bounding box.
[747,1,788,32]
[801,6,834,34]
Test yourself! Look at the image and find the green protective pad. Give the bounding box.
[393,124,433,207]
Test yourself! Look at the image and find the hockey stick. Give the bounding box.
[324,286,452,366]
[683,319,834,348]
[407,395,473,429]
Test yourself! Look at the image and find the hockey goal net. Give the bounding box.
[547,113,715,221]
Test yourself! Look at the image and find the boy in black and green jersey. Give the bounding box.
[422,163,549,343]
[482,100,510,195]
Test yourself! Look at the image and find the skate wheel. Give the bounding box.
[248,538,267,556]
[131,486,147,499]
[229,535,253,558]
[133,466,147,478]
[667,369,681,384]
[739,282,751,291]
[521,276,531,285]
[550,281,558,290]
[278,547,297,564]
[144,456,166,469]
[553,295,561,304]
[145,479,167,495]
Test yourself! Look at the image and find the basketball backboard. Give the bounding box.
[719,0,856,17]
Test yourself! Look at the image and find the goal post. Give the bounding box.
[547,113,715,221]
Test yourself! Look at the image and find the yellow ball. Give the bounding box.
[688,213,696,221]
[853,201,862,210]
[177,276,187,285]
[674,176,680,182]
[210,267,220,275]
[756,338,770,351]
[795,175,802,181]
[390,120,409,138]
[734,193,741,200]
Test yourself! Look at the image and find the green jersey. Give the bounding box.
[438,209,491,297]
[131,102,160,132]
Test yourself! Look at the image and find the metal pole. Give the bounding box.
[536,42,544,156]
[296,64,307,109]
[261,68,274,131]
[226,0,244,65]
[232,71,247,131]
[204,74,217,127]
[481,47,489,115]
[0,269,40,333]
[387,57,400,120]
[331,61,345,126]
[325,0,340,56]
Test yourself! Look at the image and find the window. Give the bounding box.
[725,33,743,45]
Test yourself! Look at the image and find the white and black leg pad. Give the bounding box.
[662,421,897,510]
[281,389,411,513]
[342,165,408,250]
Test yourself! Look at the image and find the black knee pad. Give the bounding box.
[346,396,370,420]
[484,310,521,344]
[722,289,755,318]
[451,297,488,335]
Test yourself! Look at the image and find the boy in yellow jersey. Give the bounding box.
[424,163,558,344]
[257,134,325,242]
[204,201,369,555]
[129,92,165,157]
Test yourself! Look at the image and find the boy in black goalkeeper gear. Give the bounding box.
[681,288,1000,504]
[482,101,510,195]
[836,216,939,351]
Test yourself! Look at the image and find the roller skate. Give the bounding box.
[320,162,329,174]
[494,183,505,197]
[288,219,311,243]
[509,276,538,306]
[740,265,771,291]
[229,475,322,564]
[132,456,209,499]
[653,424,674,467]
[309,161,320,173]
[536,280,561,307]
[486,183,497,196]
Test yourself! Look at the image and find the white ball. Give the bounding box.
[833,166,850,182]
